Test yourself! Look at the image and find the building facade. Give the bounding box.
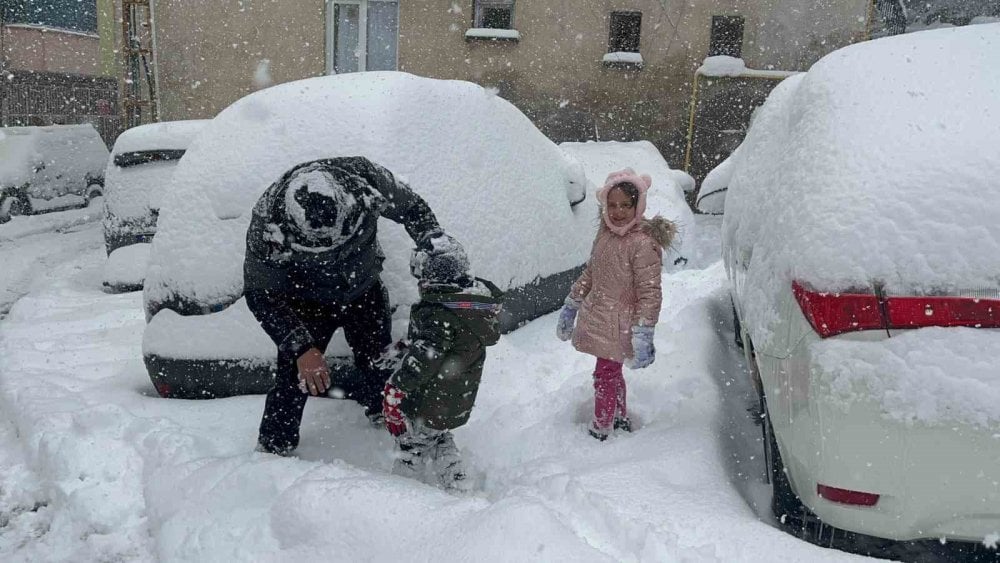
[0,0,121,144]
[139,1,873,166]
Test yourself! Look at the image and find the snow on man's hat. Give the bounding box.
[283,163,365,245]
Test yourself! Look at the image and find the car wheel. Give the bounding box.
[86,184,103,204]
[1,193,30,223]
[732,300,744,349]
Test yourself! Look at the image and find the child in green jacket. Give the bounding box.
[382,246,502,491]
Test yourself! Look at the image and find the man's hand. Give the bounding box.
[296,347,330,396]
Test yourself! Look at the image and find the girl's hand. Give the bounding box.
[556,298,580,341]
[626,326,655,369]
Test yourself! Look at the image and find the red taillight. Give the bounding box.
[817,484,880,507]
[792,281,883,338]
[793,281,1000,337]
[887,295,1000,329]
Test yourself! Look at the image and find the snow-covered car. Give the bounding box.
[724,24,1000,547]
[103,120,209,254]
[143,72,609,399]
[694,151,734,215]
[102,120,209,293]
[0,124,108,223]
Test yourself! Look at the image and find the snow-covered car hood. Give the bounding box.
[723,24,1000,346]
[144,72,595,317]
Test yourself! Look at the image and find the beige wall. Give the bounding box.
[399,0,868,164]
[3,24,102,76]
[146,0,869,164]
[151,0,326,120]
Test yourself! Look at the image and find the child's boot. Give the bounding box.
[430,431,470,491]
[392,431,434,481]
[588,423,610,441]
[614,416,632,433]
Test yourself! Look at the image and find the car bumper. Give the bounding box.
[775,353,1000,542]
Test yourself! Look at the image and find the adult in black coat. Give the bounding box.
[244,157,468,455]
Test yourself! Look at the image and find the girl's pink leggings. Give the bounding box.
[593,358,626,430]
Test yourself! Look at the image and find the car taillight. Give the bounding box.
[793,281,1000,338]
[792,281,883,338]
[817,484,880,507]
[886,295,1000,329]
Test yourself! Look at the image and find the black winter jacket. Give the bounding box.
[243,157,440,359]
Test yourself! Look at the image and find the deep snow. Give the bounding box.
[0,214,874,562]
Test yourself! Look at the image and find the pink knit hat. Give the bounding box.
[597,168,652,236]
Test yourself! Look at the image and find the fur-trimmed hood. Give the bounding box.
[640,215,677,250]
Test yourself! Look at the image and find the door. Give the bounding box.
[327,0,399,74]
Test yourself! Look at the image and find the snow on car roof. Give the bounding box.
[724,24,1000,309]
[111,120,210,155]
[145,72,596,311]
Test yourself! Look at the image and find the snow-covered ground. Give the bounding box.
[0,211,876,561]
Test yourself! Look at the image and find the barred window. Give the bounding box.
[609,12,642,53]
[474,0,515,29]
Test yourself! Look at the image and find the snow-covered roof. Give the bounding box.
[723,23,1000,345]
[145,72,595,312]
[111,120,210,156]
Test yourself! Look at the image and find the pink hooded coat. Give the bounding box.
[569,169,676,362]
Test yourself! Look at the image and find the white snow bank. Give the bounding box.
[814,327,1000,429]
[560,140,695,260]
[0,201,102,242]
[723,24,1000,346]
[111,120,209,155]
[103,244,150,290]
[145,72,594,312]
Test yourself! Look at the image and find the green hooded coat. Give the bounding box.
[392,281,502,431]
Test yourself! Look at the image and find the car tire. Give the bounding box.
[86,184,103,204]
[0,193,30,223]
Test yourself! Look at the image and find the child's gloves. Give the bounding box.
[556,297,581,341]
[626,326,655,369]
[382,383,408,437]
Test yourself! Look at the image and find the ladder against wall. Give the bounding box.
[121,0,158,128]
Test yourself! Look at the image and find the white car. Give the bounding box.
[102,120,209,292]
[724,24,1000,548]
[143,72,692,399]
[0,124,108,223]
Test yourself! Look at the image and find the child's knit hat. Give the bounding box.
[596,168,652,236]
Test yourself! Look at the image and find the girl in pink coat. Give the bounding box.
[556,169,676,440]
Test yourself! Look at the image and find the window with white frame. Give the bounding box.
[326,0,399,74]
[474,0,515,29]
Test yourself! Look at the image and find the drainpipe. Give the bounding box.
[0,3,7,126]
[149,0,161,121]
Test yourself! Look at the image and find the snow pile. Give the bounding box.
[145,72,594,316]
[723,24,1000,347]
[560,140,695,261]
[110,120,209,155]
[0,222,864,561]
[0,125,108,193]
[103,244,151,291]
[813,327,1000,428]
